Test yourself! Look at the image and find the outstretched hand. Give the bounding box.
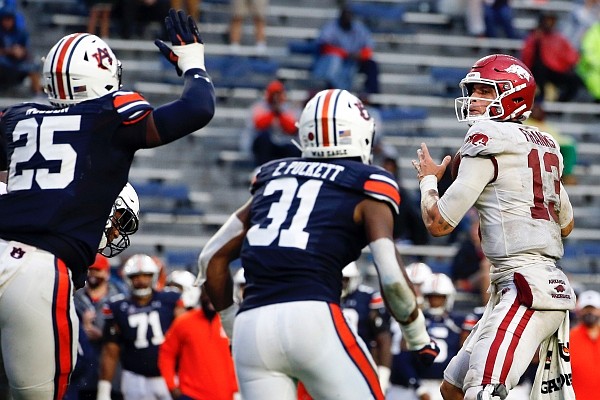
[155,9,205,76]
[412,143,451,182]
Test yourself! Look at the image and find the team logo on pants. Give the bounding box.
[10,247,25,259]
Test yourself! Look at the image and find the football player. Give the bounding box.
[198,88,440,400]
[412,54,576,400]
[0,8,213,398]
[341,262,393,394]
[97,254,185,400]
[98,182,140,258]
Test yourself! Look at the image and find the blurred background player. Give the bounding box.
[164,269,201,310]
[96,254,185,400]
[341,262,392,394]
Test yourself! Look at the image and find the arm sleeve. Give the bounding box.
[559,182,573,229]
[152,68,215,145]
[437,156,495,227]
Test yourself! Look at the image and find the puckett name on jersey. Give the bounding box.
[272,160,345,181]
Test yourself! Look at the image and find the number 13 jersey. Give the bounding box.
[442,120,566,274]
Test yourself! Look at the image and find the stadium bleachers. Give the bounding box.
[12,0,600,289]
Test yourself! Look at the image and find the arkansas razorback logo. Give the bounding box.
[466,132,489,146]
[554,285,565,293]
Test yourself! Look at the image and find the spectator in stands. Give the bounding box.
[312,6,380,95]
[521,12,582,102]
[114,0,170,39]
[228,0,268,54]
[84,0,114,38]
[526,103,578,185]
[449,209,491,304]
[170,0,200,21]
[483,0,519,39]
[0,4,41,95]
[561,0,600,50]
[243,79,301,166]
[570,290,600,400]
[577,21,600,103]
[158,288,239,400]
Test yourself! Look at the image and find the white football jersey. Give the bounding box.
[457,120,566,274]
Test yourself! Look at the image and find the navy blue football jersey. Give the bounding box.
[341,284,391,348]
[0,92,152,285]
[239,158,400,312]
[102,290,181,377]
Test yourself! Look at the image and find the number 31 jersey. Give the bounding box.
[455,120,565,271]
[239,158,400,312]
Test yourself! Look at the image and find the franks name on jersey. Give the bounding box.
[241,158,400,312]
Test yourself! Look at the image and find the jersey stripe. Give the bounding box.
[329,303,384,400]
[364,173,400,208]
[52,259,74,400]
[112,92,152,123]
[482,298,520,385]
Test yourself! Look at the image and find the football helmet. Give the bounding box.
[43,33,122,108]
[342,262,362,297]
[405,262,433,285]
[99,183,140,258]
[298,89,375,164]
[455,54,536,123]
[122,254,160,297]
[421,273,456,316]
[166,270,200,308]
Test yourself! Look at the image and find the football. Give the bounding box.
[451,149,461,180]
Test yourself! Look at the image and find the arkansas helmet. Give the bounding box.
[99,183,140,257]
[298,89,375,164]
[43,33,122,107]
[122,254,159,297]
[455,54,536,123]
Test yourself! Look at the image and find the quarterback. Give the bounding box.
[413,54,575,400]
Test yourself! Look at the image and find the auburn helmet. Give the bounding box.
[98,183,140,257]
[43,33,122,107]
[421,273,456,315]
[455,54,536,123]
[298,89,375,164]
[122,254,160,297]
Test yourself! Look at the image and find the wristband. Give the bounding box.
[419,175,438,196]
[172,43,206,73]
[400,309,431,350]
[97,380,112,400]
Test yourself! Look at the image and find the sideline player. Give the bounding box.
[412,54,575,400]
[198,88,440,400]
[0,8,214,399]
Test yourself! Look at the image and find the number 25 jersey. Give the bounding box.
[239,158,400,312]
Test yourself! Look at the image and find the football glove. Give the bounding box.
[155,8,205,76]
[414,340,441,367]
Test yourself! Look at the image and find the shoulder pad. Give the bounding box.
[362,172,400,215]
[460,121,505,157]
[112,90,152,125]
